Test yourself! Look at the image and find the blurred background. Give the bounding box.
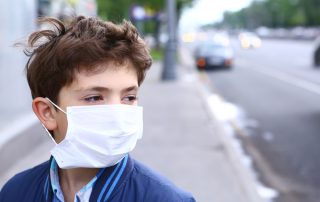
[180,1,320,202]
[1,0,320,202]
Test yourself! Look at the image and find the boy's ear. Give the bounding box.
[32,97,58,131]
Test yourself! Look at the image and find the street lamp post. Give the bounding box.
[162,0,177,81]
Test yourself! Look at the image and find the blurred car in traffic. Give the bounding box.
[194,42,234,70]
[238,32,262,49]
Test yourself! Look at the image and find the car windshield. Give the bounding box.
[240,32,258,38]
[198,44,225,55]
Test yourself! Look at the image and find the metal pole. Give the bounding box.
[162,0,177,81]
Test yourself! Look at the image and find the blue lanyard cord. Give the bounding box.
[97,155,128,202]
[44,175,49,201]
[104,156,128,202]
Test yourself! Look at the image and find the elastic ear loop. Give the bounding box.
[41,124,58,145]
[41,97,67,145]
[45,97,67,114]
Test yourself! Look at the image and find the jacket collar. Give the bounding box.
[89,155,134,202]
[44,155,134,202]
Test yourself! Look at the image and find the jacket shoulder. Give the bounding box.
[130,160,196,201]
[0,161,49,201]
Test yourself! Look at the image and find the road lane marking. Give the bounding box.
[239,60,320,95]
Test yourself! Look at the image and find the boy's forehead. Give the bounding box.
[78,59,135,76]
[70,61,138,88]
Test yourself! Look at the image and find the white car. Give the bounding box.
[238,32,262,49]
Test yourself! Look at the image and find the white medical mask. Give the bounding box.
[44,98,143,169]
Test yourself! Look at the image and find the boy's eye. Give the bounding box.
[84,95,104,103]
[122,95,138,104]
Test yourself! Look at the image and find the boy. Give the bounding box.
[0,16,195,202]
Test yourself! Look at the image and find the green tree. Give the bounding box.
[220,0,320,29]
[97,0,131,22]
[97,0,192,49]
[97,0,192,22]
[299,0,320,26]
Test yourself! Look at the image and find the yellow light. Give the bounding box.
[253,39,262,48]
[241,39,250,49]
[182,33,195,43]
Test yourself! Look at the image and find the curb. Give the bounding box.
[195,73,266,202]
[178,47,266,202]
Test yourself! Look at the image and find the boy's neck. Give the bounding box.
[59,167,99,202]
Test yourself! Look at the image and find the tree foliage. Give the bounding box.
[220,0,320,29]
[96,0,192,49]
[97,0,192,22]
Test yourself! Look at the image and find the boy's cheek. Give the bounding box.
[54,115,69,143]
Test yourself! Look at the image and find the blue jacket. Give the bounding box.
[0,155,195,202]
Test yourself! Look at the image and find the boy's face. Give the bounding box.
[53,61,139,143]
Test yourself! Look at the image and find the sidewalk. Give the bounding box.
[0,61,264,202]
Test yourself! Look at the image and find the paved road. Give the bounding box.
[184,38,320,202]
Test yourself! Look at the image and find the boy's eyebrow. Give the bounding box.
[73,85,139,93]
[73,86,110,93]
[122,86,139,93]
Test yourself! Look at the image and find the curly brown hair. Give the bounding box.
[24,16,152,104]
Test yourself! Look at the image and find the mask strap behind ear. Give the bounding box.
[45,97,67,114]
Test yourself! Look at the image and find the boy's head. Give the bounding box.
[25,16,152,104]
[25,16,152,142]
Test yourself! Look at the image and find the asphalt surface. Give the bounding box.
[192,38,320,202]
